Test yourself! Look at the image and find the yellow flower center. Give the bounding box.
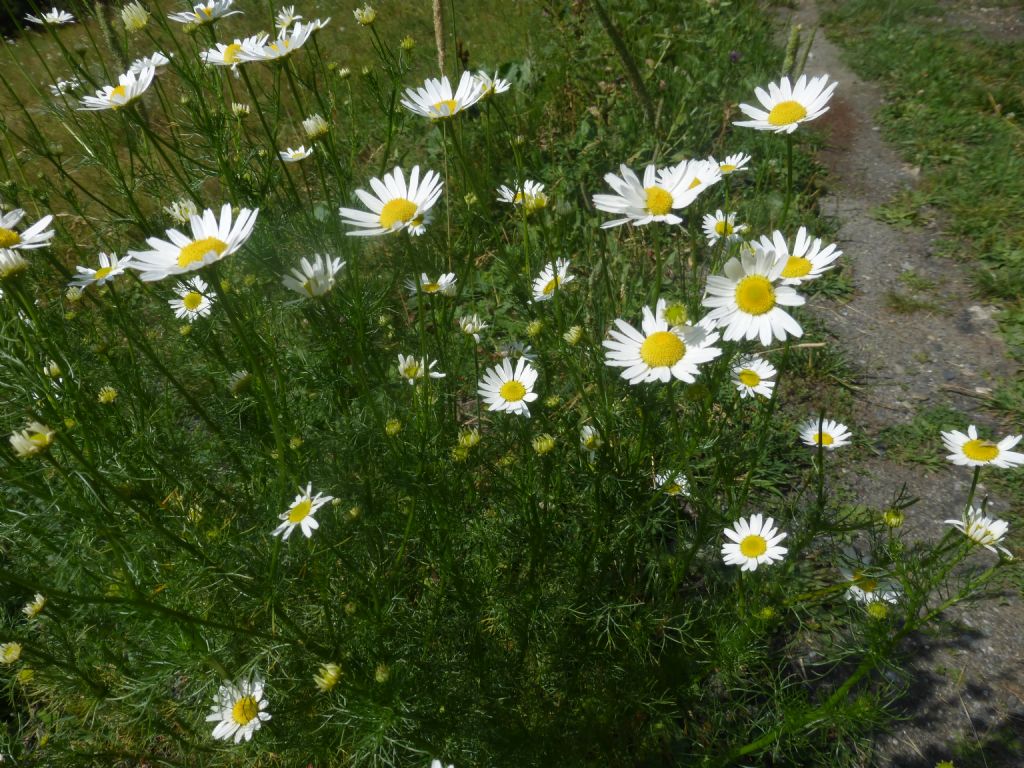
[720,163,736,173]
[109,84,128,103]
[403,361,421,379]
[288,498,312,524]
[739,534,767,558]
[639,330,685,368]
[177,236,228,268]
[182,291,203,311]
[421,281,440,293]
[542,277,560,295]
[738,369,761,387]
[644,186,673,216]
[966,521,996,544]
[857,577,879,593]
[734,275,776,315]
[201,6,214,16]
[962,439,999,462]
[0,228,20,248]
[92,266,113,281]
[781,256,812,278]
[379,198,418,230]
[29,432,51,447]
[814,432,834,446]
[767,100,808,126]
[714,220,733,236]
[432,98,458,116]
[688,177,702,190]
[231,695,259,726]
[499,380,527,402]
[223,42,242,63]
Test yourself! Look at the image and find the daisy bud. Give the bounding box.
[374,663,390,683]
[526,319,543,338]
[97,386,118,404]
[866,603,889,620]
[883,508,905,528]
[458,428,481,449]
[563,325,583,345]
[400,35,414,51]
[385,418,402,436]
[314,663,342,692]
[532,433,556,455]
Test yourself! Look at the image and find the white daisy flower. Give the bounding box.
[339,165,443,237]
[353,4,375,25]
[279,145,313,163]
[22,593,46,619]
[458,314,487,342]
[944,506,1012,558]
[711,152,751,175]
[733,356,776,399]
[168,276,215,322]
[165,198,199,224]
[840,565,900,605]
[314,662,341,692]
[430,761,453,768]
[121,1,150,31]
[275,4,301,30]
[282,254,344,298]
[69,252,131,289]
[206,676,271,743]
[49,77,80,96]
[580,424,603,456]
[0,250,29,279]
[0,208,55,250]
[655,470,689,497]
[941,425,1023,469]
[405,272,456,296]
[272,483,333,539]
[662,157,722,198]
[78,66,155,111]
[201,35,269,68]
[400,71,486,119]
[302,113,329,140]
[531,259,573,302]
[702,210,748,245]
[475,70,510,98]
[128,52,171,74]
[239,21,322,62]
[592,161,717,229]
[26,7,75,24]
[9,421,55,459]
[721,514,788,571]
[735,74,838,134]
[603,299,722,385]
[701,250,805,347]
[799,417,852,450]
[128,203,258,282]
[397,353,445,385]
[478,357,539,418]
[754,227,842,285]
[168,0,240,25]
[496,180,548,214]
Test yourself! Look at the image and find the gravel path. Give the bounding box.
[788,1,1024,764]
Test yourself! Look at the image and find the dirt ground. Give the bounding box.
[788,1,1024,765]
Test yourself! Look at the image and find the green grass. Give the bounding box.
[821,0,1024,414]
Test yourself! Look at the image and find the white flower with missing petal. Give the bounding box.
[405,272,456,296]
[496,180,548,215]
[280,145,313,163]
[129,52,171,74]
[531,259,573,302]
[397,353,445,385]
[711,152,751,175]
[721,514,788,571]
[944,506,1012,558]
[458,314,487,342]
[70,252,131,289]
[754,227,841,286]
[655,470,689,497]
[592,161,717,229]
[168,0,240,25]
[340,166,443,237]
[26,7,75,24]
[0,208,55,250]
[941,425,1023,469]
[603,299,722,385]
[275,4,301,30]
[201,35,268,68]
[272,484,333,540]
[206,676,270,742]
[128,203,258,282]
[475,70,510,98]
